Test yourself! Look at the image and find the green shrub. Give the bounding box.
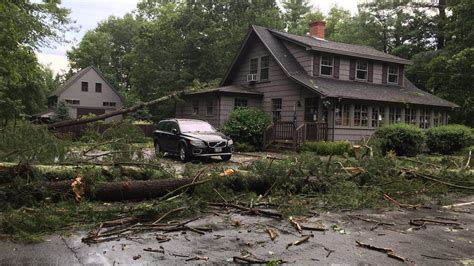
[375,123,425,156]
[222,107,271,148]
[102,121,147,143]
[426,124,473,154]
[301,141,351,155]
[234,142,257,152]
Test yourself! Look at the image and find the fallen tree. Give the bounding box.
[47,90,191,130]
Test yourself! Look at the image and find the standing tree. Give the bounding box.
[52,101,71,122]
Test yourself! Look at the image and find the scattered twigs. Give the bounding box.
[442,201,474,209]
[300,224,327,231]
[233,256,285,264]
[143,247,164,253]
[286,235,310,249]
[347,214,395,226]
[383,194,421,209]
[213,188,228,203]
[185,256,209,262]
[398,157,442,169]
[355,240,410,262]
[209,202,283,219]
[420,254,460,261]
[464,150,472,169]
[158,179,210,201]
[289,216,302,234]
[409,218,461,227]
[152,207,186,225]
[400,168,474,190]
[265,226,278,241]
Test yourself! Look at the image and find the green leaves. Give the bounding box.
[222,107,271,148]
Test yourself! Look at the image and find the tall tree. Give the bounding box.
[283,0,312,34]
[0,1,72,125]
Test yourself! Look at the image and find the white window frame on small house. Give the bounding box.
[334,104,350,126]
[234,98,248,109]
[271,98,282,122]
[320,55,334,77]
[389,107,402,123]
[249,58,258,75]
[356,60,368,80]
[405,108,417,125]
[387,65,399,84]
[205,99,213,115]
[354,104,368,127]
[419,109,431,129]
[371,106,385,127]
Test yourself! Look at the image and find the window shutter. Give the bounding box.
[349,59,356,80]
[398,65,404,86]
[333,56,340,79]
[313,53,320,76]
[368,61,374,83]
[382,64,388,84]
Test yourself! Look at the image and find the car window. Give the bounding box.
[179,120,216,133]
[169,122,179,133]
[157,121,166,131]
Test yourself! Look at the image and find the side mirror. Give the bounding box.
[171,128,178,135]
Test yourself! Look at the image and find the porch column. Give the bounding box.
[400,108,406,124]
[349,104,355,127]
[384,106,390,124]
[415,109,421,128]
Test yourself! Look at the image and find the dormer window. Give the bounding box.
[388,65,399,84]
[320,55,333,76]
[356,61,368,80]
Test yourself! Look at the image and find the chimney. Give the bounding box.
[309,21,326,39]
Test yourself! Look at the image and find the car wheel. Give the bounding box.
[179,145,190,163]
[154,142,161,155]
[221,155,232,161]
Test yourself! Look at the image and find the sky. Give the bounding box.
[37,0,360,75]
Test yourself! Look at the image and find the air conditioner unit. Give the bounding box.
[247,74,257,83]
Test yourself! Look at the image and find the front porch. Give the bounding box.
[263,121,328,149]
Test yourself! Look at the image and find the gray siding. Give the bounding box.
[176,95,220,128]
[282,41,312,75]
[218,95,262,126]
[58,68,123,122]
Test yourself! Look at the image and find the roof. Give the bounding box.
[49,66,123,102]
[185,85,263,96]
[270,30,411,65]
[221,25,458,108]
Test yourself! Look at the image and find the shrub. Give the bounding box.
[222,107,271,148]
[375,123,425,156]
[426,124,473,154]
[234,142,257,152]
[102,122,147,143]
[301,141,351,156]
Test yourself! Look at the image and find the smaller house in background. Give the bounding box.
[35,66,123,123]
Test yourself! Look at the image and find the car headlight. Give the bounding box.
[189,140,206,147]
[228,139,233,145]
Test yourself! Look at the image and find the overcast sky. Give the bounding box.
[37,0,360,74]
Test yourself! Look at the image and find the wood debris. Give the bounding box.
[410,218,461,227]
[209,202,283,219]
[233,256,284,264]
[356,240,410,262]
[348,214,396,226]
[265,227,278,241]
[289,216,302,234]
[143,247,164,253]
[286,235,310,249]
[383,194,421,209]
[185,256,209,262]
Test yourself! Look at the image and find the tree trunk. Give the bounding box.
[47,90,191,130]
[436,0,446,50]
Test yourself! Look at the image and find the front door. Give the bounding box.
[304,98,319,122]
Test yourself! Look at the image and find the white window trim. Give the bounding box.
[387,65,399,84]
[260,55,270,81]
[356,60,368,81]
[319,55,334,77]
[249,57,259,75]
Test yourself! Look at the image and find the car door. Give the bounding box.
[167,121,181,154]
[155,121,169,152]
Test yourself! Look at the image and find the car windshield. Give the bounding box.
[179,120,216,133]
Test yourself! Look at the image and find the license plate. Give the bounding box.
[214,147,222,152]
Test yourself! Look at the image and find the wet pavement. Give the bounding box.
[1,198,473,265]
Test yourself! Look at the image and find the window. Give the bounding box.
[249,58,258,75]
[81,82,88,92]
[354,105,368,127]
[234,98,248,108]
[192,100,199,115]
[65,99,80,105]
[405,108,417,125]
[103,102,116,107]
[371,107,385,127]
[419,109,431,129]
[320,55,333,76]
[388,65,399,84]
[335,104,349,126]
[271,98,282,122]
[356,61,368,80]
[95,83,102,93]
[433,110,441,127]
[260,56,269,81]
[206,99,213,115]
[389,107,401,123]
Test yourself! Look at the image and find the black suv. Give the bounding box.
[153,119,234,162]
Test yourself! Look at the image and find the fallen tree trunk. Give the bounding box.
[9,177,198,202]
[48,90,191,130]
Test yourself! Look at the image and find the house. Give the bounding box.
[175,21,458,146]
[35,66,123,123]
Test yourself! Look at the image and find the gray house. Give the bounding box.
[176,21,457,146]
[38,66,123,123]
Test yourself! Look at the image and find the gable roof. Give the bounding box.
[221,25,458,108]
[49,66,123,102]
[185,85,263,96]
[270,30,411,65]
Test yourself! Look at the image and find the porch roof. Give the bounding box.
[185,85,263,97]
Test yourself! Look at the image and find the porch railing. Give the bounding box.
[263,121,328,149]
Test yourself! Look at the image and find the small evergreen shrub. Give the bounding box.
[301,141,351,155]
[222,107,271,148]
[102,122,147,143]
[375,123,425,156]
[426,124,473,154]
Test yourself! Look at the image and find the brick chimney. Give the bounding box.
[309,21,326,39]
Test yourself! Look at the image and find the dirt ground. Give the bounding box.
[1,152,473,265]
